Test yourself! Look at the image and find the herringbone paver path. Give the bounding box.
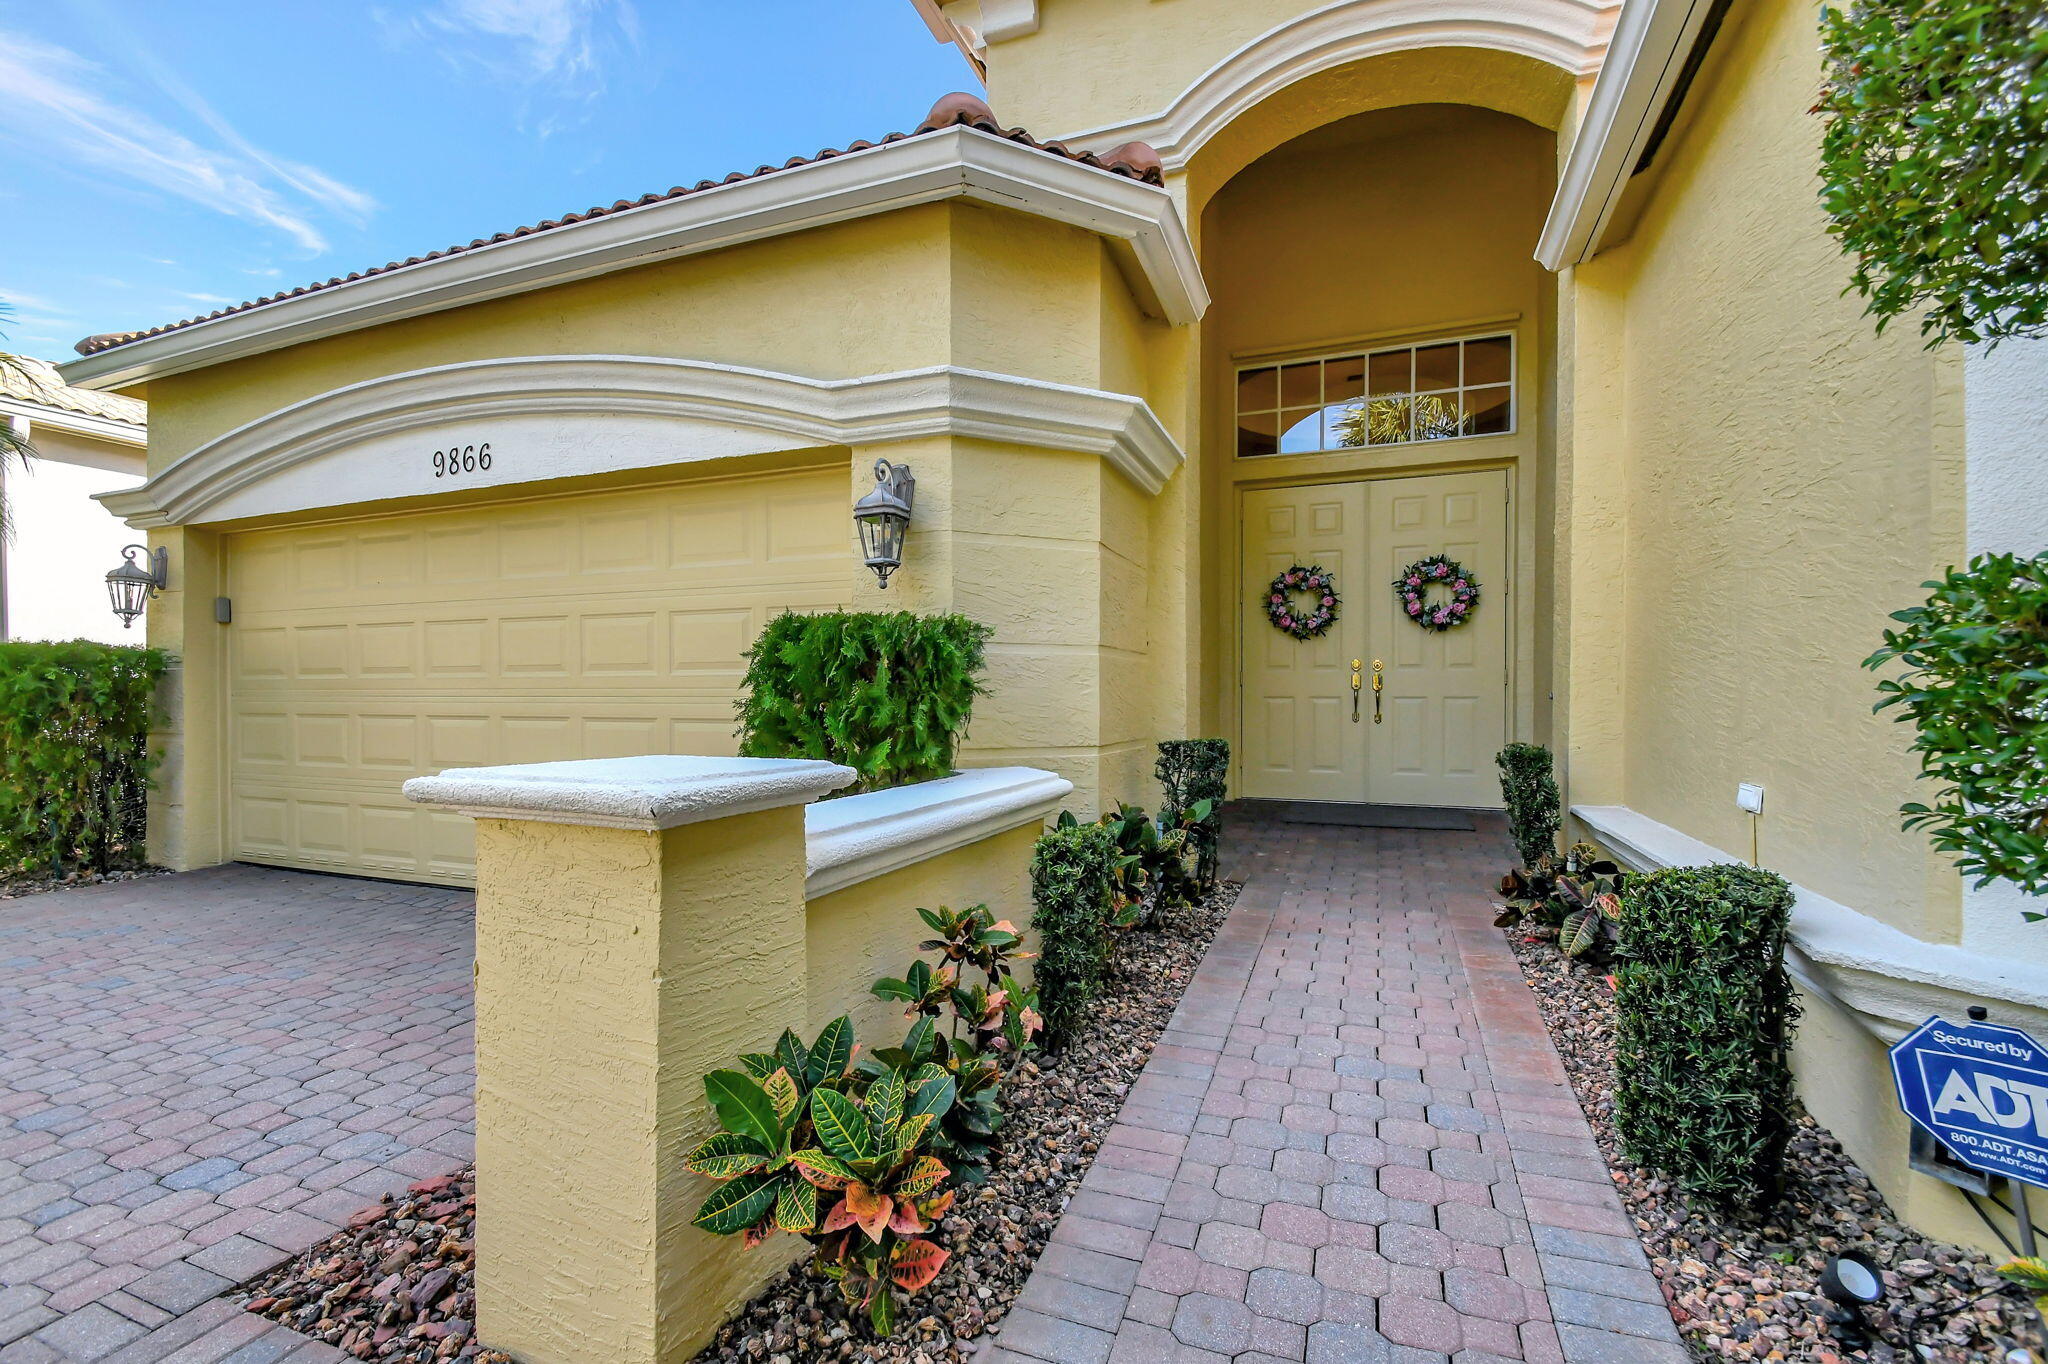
[984,812,1687,1364]
[0,865,475,1363]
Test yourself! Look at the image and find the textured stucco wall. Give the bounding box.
[804,824,1041,1045]
[1959,337,2048,957]
[1569,0,1965,940]
[1,436,144,644]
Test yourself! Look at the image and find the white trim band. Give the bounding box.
[402,755,856,830]
[1573,803,2048,1042]
[59,126,1207,393]
[805,766,1071,898]
[96,355,1188,528]
[1053,0,1618,171]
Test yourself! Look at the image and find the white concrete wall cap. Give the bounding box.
[805,766,1072,898]
[403,755,856,830]
[1572,804,2048,1042]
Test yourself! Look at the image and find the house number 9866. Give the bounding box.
[432,443,492,478]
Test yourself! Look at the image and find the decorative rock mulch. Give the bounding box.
[240,1171,511,1363]
[1508,933,2042,1363]
[0,864,165,901]
[692,880,1239,1363]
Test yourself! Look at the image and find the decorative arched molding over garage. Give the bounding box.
[1055,0,1618,171]
[97,355,1187,528]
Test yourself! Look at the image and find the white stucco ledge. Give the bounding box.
[402,755,857,831]
[805,767,1072,899]
[1573,804,2048,1044]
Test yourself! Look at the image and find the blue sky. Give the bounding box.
[0,1,969,362]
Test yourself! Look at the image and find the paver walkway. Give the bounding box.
[0,865,476,1363]
[985,812,1688,1364]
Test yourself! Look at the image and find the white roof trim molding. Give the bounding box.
[0,397,146,449]
[59,127,1206,392]
[1536,0,1716,268]
[1054,0,1619,171]
[95,354,1189,529]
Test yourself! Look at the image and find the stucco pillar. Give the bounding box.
[403,755,854,1364]
[144,524,226,871]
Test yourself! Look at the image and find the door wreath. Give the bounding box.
[1394,554,1481,631]
[1264,565,1340,639]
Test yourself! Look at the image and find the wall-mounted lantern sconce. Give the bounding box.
[106,544,168,629]
[853,459,915,589]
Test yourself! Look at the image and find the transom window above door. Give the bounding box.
[1236,333,1514,458]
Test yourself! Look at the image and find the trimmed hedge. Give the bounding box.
[736,611,991,795]
[0,641,169,876]
[1613,864,1800,1209]
[1495,743,1561,870]
[1156,739,1229,890]
[1028,822,1118,1050]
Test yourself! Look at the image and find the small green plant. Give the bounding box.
[1865,553,2048,902]
[1613,864,1800,1209]
[1157,739,1230,889]
[1495,743,1561,871]
[1029,820,1118,1049]
[736,611,992,795]
[1496,843,1627,964]
[1997,1256,2048,1317]
[0,641,170,876]
[1816,0,2048,347]
[687,1016,958,1335]
[870,904,1039,1180]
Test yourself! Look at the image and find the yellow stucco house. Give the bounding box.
[57,0,2047,1259]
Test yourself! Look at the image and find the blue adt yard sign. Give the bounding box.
[1892,1016,2048,1190]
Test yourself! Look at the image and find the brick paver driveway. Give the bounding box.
[0,865,475,1362]
[987,813,1687,1364]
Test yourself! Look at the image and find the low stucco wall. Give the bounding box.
[805,822,1043,1044]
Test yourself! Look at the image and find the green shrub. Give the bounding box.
[0,641,170,876]
[1817,0,2048,347]
[1495,743,1561,870]
[1157,739,1229,889]
[1613,864,1800,1209]
[1029,822,1118,1049]
[1864,552,2048,900]
[736,612,992,795]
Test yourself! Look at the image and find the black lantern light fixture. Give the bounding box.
[106,544,168,629]
[853,458,915,589]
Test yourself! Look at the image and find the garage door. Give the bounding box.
[225,465,849,885]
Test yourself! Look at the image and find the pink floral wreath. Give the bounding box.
[1394,554,1481,632]
[1265,565,1340,640]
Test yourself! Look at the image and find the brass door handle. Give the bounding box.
[1350,660,1362,723]
[1372,659,1384,725]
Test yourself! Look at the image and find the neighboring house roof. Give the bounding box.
[1,354,146,429]
[71,97,1164,363]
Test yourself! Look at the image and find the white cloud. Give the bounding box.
[387,0,638,92]
[176,291,234,305]
[0,29,374,253]
[0,288,72,319]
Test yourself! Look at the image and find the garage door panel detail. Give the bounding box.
[227,467,848,884]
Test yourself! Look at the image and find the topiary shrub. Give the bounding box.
[1495,743,1562,870]
[1028,821,1117,1050]
[1157,739,1230,890]
[1613,864,1800,1209]
[1864,552,2048,901]
[736,612,992,795]
[0,641,169,877]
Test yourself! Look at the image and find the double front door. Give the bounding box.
[1240,469,1508,807]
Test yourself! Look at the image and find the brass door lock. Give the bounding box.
[1372,658,1384,724]
[1351,660,1363,723]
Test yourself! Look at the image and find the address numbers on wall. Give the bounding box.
[431,443,493,479]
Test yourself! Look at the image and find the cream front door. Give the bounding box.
[1239,483,1370,801]
[1239,470,1508,807]
[1365,470,1509,807]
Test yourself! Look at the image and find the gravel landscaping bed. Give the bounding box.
[240,1171,511,1363]
[0,864,165,901]
[1508,932,2041,1363]
[693,879,1239,1363]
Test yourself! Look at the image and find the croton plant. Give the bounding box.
[687,1017,958,1334]
[1495,843,1627,963]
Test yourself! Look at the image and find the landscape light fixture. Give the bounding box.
[105,544,167,629]
[853,459,915,589]
[1818,1249,1885,1350]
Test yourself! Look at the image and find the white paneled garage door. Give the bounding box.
[224,465,849,885]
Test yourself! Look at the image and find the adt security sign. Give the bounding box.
[1892,1015,2048,1190]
